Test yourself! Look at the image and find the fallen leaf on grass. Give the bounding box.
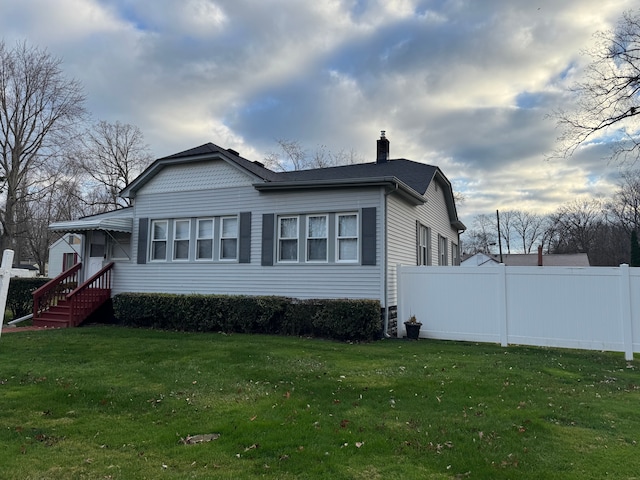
[355,442,364,448]
[244,443,259,452]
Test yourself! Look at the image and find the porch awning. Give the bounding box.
[49,217,133,233]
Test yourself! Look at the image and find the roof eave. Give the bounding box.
[254,176,426,205]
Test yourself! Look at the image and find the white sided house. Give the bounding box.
[40,133,465,333]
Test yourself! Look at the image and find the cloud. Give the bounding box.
[0,0,636,222]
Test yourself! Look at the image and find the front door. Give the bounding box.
[86,231,106,281]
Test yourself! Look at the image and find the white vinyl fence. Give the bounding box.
[397,264,640,361]
[0,249,15,340]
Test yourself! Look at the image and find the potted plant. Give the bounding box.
[404,314,422,340]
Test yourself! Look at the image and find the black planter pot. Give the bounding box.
[404,322,422,340]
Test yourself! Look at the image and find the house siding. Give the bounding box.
[386,180,460,306]
[141,160,254,194]
[111,177,385,302]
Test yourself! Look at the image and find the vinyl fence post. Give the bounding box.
[498,263,508,347]
[0,249,15,340]
[619,264,633,361]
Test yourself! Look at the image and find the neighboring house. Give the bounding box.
[11,264,39,278]
[460,252,500,267]
[47,133,465,334]
[461,248,591,267]
[47,233,84,277]
[502,250,590,267]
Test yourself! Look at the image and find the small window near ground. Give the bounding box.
[337,213,358,262]
[307,215,328,262]
[220,216,238,260]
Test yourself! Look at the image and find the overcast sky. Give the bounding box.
[1,0,636,227]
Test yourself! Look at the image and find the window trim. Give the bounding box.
[278,215,299,263]
[219,216,239,261]
[438,234,448,266]
[173,218,191,261]
[150,219,169,262]
[306,214,328,263]
[336,212,359,263]
[418,223,430,266]
[196,218,214,261]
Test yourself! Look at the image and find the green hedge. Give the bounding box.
[7,277,50,319]
[112,293,381,341]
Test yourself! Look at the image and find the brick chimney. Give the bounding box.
[377,130,389,164]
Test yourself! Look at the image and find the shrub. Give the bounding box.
[112,293,381,341]
[7,277,50,319]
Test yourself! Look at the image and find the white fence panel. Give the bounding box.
[0,249,15,340]
[397,264,639,360]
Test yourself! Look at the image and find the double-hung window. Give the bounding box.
[173,219,191,260]
[337,213,358,262]
[196,219,214,260]
[220,216,238,260]
[438,235,448,265]
[151,220,168,261]
[307,215,328,262]
[418,224,430,265]
[278,216,298,262]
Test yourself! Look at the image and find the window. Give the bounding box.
[278,216,298,262]
[63,252,77,271]
[173,219,191,260]
[337,213,358,262]
[151,220,168,261]
[220,216,238,260]
[452,242,460,266]
[418,224,430,265]
[196,219,214,260]
[307,215,328,262]
[438,235,448,265]
[109,231,131,260]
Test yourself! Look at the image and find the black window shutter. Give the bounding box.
[137,218,149,264]
[261,214,274,266]
[239,212,251,263]
[361,207,376,265]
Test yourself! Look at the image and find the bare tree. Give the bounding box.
[462,214,497,255]
[607,169,640,234]
[264,139,363,171]
[0,41,86,252]
[71,120,153,210]
[553,10,640,164]
[512,210,546,253]
[21,175,85,274]
[548,199,605,257]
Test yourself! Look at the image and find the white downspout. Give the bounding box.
[383,183,399,338]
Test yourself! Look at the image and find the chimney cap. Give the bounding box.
[380,130,386,139]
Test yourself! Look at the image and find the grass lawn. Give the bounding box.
[0,326,638,479]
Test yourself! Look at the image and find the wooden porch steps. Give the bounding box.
[33,300,73,328]
[33,263,114,329]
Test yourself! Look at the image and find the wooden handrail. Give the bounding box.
[33,263,82,318]
[67,262,114,327]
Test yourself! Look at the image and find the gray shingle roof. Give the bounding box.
[274,159,437,195]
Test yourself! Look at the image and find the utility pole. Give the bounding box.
[496,209,504,263]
